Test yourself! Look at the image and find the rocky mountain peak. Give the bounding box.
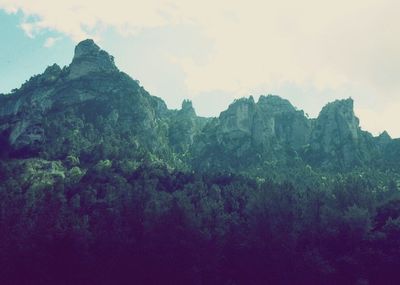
[73,39,100,58]
[322,97,354,114]
[1,40,398,173]
[379,130,391,140]
[308,98,366,168]
[181,99,196,116]
[257,95,296,114]
[329,98,358,137]
[219,97,256,133]
[68,39,118,79]
[44,63,62,75]
[224,96,256,113]
[319,98,358,130]
[41,64,62,84]
[377,131,392,146]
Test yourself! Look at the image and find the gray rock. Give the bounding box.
[68,39,118,79]
[306,98,373,168]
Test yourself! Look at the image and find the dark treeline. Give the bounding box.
[1,161,400,285]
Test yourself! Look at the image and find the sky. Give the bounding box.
[0,1,399,137]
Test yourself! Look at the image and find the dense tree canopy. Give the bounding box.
[1,158,399,284]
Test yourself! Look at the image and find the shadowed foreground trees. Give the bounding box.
[1,162,400,284]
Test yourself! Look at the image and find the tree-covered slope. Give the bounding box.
[2,39,400,285]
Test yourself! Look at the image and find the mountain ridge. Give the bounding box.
[0,39,397,174]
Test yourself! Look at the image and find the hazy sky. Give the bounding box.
[0,0,399,137]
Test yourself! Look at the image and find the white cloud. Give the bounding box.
[356,100,400,137]
[43,36,61,48]
[1,0,400,136]
[19,22,35,38]
[0,0,178,41]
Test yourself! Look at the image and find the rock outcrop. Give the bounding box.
[168,100,209,153]
[256,95,311,148]
[68,39,118,79]
[212,95,310,149]
[191,95,312,172]
[376,131,392,146]
[0,39,171,159]
[0,39,396,173]
[305,98,376,169]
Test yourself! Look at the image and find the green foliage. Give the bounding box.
[1,159,400,284]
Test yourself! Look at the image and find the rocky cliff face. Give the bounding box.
[212,95,310,149]
[256,95,311,148]
[68,39,118,79]
[0,39,172,160]
[0,39,395,173]
[191,95,312,172]
[168,100,209,153]
[305,98,377,169]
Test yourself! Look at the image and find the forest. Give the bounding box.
[1,159,400,284]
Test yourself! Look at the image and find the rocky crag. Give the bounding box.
[0,39,398,175]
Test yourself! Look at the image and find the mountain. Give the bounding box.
[0,39,398,175]
[191,95,311,173]
[0,40,202,167]
[304,98,378,169]
[2,39,400,285]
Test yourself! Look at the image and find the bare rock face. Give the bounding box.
[68,39,118,79]
[0,39,395,172]
[306,98,372,168]
[9,121,44,150]
[313,98,359,144]
[191,95,312,172]
[213,95,310,149]
[219,97,256,140]
[168,100,209,153]
[256,95,311,148]
[0,39,169,158]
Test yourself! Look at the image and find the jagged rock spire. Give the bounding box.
[180,99,196,116]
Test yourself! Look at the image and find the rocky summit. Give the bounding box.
[0,39,398,174]
[68,39,118,79]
